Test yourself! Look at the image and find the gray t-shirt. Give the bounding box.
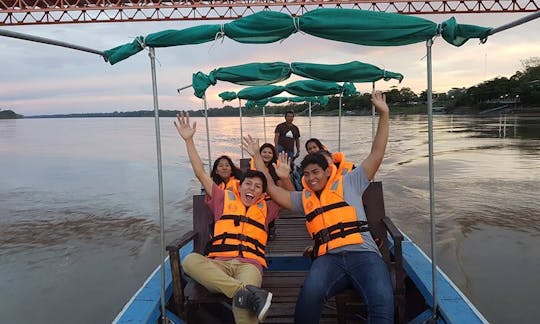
[290,166,380,255]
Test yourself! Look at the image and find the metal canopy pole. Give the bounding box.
[177,84,192,93]
[309,101,312,139]
[202,95,212,174]
[426,38,438,322]
[371,82,376,141]
[338,94,342,151]
[239,99,244,158]
[0,28,108,60]
[488,11,540,35]
[263,105,267,143]
[147,47,168,324]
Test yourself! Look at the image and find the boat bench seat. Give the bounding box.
[166,182,406,323]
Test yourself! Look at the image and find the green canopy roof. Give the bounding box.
[105,9,491,65]
[192,60,403,98]
[218,91,238,102]
[245,96,329,109]
[224,80,356,101]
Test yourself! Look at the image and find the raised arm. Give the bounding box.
[275,152,296,191]
[362,91,390,180]
[242,135,294,210]
[174,112,214,196]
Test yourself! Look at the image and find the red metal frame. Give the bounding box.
[1,0,539,25]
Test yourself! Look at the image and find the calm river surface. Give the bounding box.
[1,115,539,323]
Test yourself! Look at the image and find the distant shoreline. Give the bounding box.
[20,106,540,119]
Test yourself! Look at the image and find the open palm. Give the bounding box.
[275,152,291,179]
[241,135,259,157]
[174,112,196,140]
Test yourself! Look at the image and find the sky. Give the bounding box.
[1,11,539,116]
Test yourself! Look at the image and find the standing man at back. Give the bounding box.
[274,110,300,161]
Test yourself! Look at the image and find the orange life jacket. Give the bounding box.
[332,152,355,175]
[218,176,240,193]
[301,165,369,257]
[206,189,269,267]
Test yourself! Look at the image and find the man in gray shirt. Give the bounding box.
[244,90,393,323]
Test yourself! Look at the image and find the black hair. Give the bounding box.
[285,110,295,117]
[317,150,333,159]
[241,170,268,193]
[300,153,329,172]
[305,138,325,152]
[259,143,280,183]
[210,155,243,186]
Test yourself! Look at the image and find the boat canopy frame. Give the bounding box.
[3,9,540,324]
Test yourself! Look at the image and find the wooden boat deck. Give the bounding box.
[261,210,349,323]
[265,211,311,255]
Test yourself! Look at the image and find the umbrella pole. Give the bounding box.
[309,101,312,139]
[239,99,244,158]
[147,47,168,323]
[338,95,342,151]
[203,95,212,174]
[426,38,439,322]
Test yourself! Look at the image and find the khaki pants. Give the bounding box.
[182,253,262,324]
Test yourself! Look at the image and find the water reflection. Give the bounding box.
[443,114,540,140]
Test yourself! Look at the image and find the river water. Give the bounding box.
[1,115,539,323]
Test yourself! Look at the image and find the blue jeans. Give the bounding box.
[295,251,394,324]
[276,145,295,160]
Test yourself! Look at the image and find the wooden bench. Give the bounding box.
[166,182,405,323]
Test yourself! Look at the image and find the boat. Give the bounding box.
[3,8,538,324]
[112,186,489,323]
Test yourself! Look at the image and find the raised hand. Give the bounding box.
[174,111,196,140]
[275,151,291,179]
[241,135,260,157]
[371,91,390,115]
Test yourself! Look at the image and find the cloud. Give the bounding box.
[1,12,539,115]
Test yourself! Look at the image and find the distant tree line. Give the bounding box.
[0,110,23,119]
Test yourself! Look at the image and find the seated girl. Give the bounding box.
[304,138,356,175]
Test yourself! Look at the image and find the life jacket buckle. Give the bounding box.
[237,244,247,257]
[315,228,331,244]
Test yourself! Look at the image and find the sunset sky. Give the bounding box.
[1,11,539,116]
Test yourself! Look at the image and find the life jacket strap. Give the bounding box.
[305,201,350,222]
[221,214,266,231]
[209,232,266,251]
[206,243,266,259]
[312,221,369,256]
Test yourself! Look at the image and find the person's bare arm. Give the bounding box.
[174,112,214,196]
[362,91,390,180]
[242,135,293,209]
[274,132,279,149]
